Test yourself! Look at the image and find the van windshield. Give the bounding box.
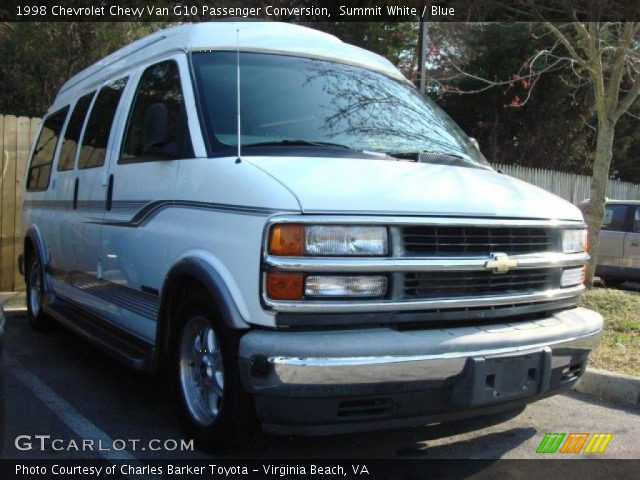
[192,51,487,165]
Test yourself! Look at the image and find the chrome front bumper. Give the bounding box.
[240,307,602,392]
[238,307,602,434]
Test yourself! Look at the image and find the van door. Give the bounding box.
[70,77,129,312]
[597,203,629,276]
[623,205,640,279]
[47,92,94,298]
[99,59,193,341]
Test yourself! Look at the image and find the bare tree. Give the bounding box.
[426,20,640,286]
[546,22,640,286]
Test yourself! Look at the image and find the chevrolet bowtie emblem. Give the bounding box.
[485,253,518,273]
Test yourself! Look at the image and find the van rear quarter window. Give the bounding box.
[58,92,95,171]
[77,78,128,169]
[27,106,69,191]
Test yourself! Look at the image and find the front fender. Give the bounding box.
[157,255,251,360]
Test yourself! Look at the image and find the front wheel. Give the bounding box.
[171,291,258,452]
[25,253,54,331]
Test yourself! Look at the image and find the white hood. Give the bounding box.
[247,157,584,221]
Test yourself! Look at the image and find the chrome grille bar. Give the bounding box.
[263,285,585,313]
[264,252,588,273]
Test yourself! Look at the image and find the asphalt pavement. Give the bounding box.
[1,312,638,461]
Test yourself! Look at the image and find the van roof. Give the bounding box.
[53,22,407,109]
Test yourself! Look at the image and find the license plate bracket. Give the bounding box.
[450,350,546,407]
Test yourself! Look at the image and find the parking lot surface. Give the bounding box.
[2,313,639,460]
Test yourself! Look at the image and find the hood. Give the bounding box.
[247,157,583,221]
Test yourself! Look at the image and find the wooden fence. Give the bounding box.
[493,164,640,204]
[1,112,640,291]
[1,114,41,291]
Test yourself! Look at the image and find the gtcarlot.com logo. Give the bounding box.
[536,432,613,454]
[14,435,194,452]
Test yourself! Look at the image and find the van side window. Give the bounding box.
[120,60,193,163]
[26,107,69,191]
[58,92,95,171]
[602,204,628,231]
[78,78,128,169]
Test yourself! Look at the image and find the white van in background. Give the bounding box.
[20,23,601,451]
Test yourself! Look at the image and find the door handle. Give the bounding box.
[631,242,640,247]
[105,174,114,212]
[73,178,79,210]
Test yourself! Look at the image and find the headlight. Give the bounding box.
[562,229,587,253]
[269,224,388,256]
[305,275,387,298]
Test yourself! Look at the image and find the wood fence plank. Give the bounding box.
[1,115,17,290]
[13,116,31,291]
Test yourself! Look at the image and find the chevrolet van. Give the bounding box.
[20,22,602,451]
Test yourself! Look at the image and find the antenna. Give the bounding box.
[235,28,242,164]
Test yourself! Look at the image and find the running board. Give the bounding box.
[43,296,155,372]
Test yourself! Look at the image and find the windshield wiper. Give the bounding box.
[388,150,483,168]
[244,139,358,150]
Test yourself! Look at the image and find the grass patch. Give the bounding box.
[579,288,640,376]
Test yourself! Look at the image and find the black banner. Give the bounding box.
[1,0,639,22]
[1,459,640,480]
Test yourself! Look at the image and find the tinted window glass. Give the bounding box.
[27,107,69,191]
[603,204,628,231]
[78,78,127,169]
[58,92,94,171]
[121,61,192,163]
[192,52,486,164]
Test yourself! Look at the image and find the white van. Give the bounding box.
[20,22,602,451]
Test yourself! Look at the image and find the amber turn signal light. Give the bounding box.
[266,272,304,300]
[268,224,304,256]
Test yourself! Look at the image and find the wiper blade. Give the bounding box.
[388,150,480,167]
[244,139,357,150]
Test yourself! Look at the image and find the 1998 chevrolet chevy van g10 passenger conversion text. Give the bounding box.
[20,22,602,451]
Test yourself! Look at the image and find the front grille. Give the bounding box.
[403,268,558,299]
[402,226,557,256]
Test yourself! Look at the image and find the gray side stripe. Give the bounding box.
[24,199,298,227]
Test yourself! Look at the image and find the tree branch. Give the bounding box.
[614,74,640,119]
[606,22,637,115]
[543,21,587,66]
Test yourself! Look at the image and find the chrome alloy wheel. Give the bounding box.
[179,316,224,426]
[28,261,42,317]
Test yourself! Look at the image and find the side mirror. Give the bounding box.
[143,103,169,154]
[469,137,480,150]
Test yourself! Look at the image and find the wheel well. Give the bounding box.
[24,237,35,264]
[158,274,219,360]
[23,237,37,281]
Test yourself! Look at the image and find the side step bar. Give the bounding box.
[43,296,155,373]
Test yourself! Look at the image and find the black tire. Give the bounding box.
[170,290,259,452]
[602,276,625,288]
[25,252,54,331]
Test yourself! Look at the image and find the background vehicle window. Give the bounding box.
[120,60,192,163]
[58,92,94,171]
[602,204,628,231]
[27,107,69,191]
[78,78,127,169]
